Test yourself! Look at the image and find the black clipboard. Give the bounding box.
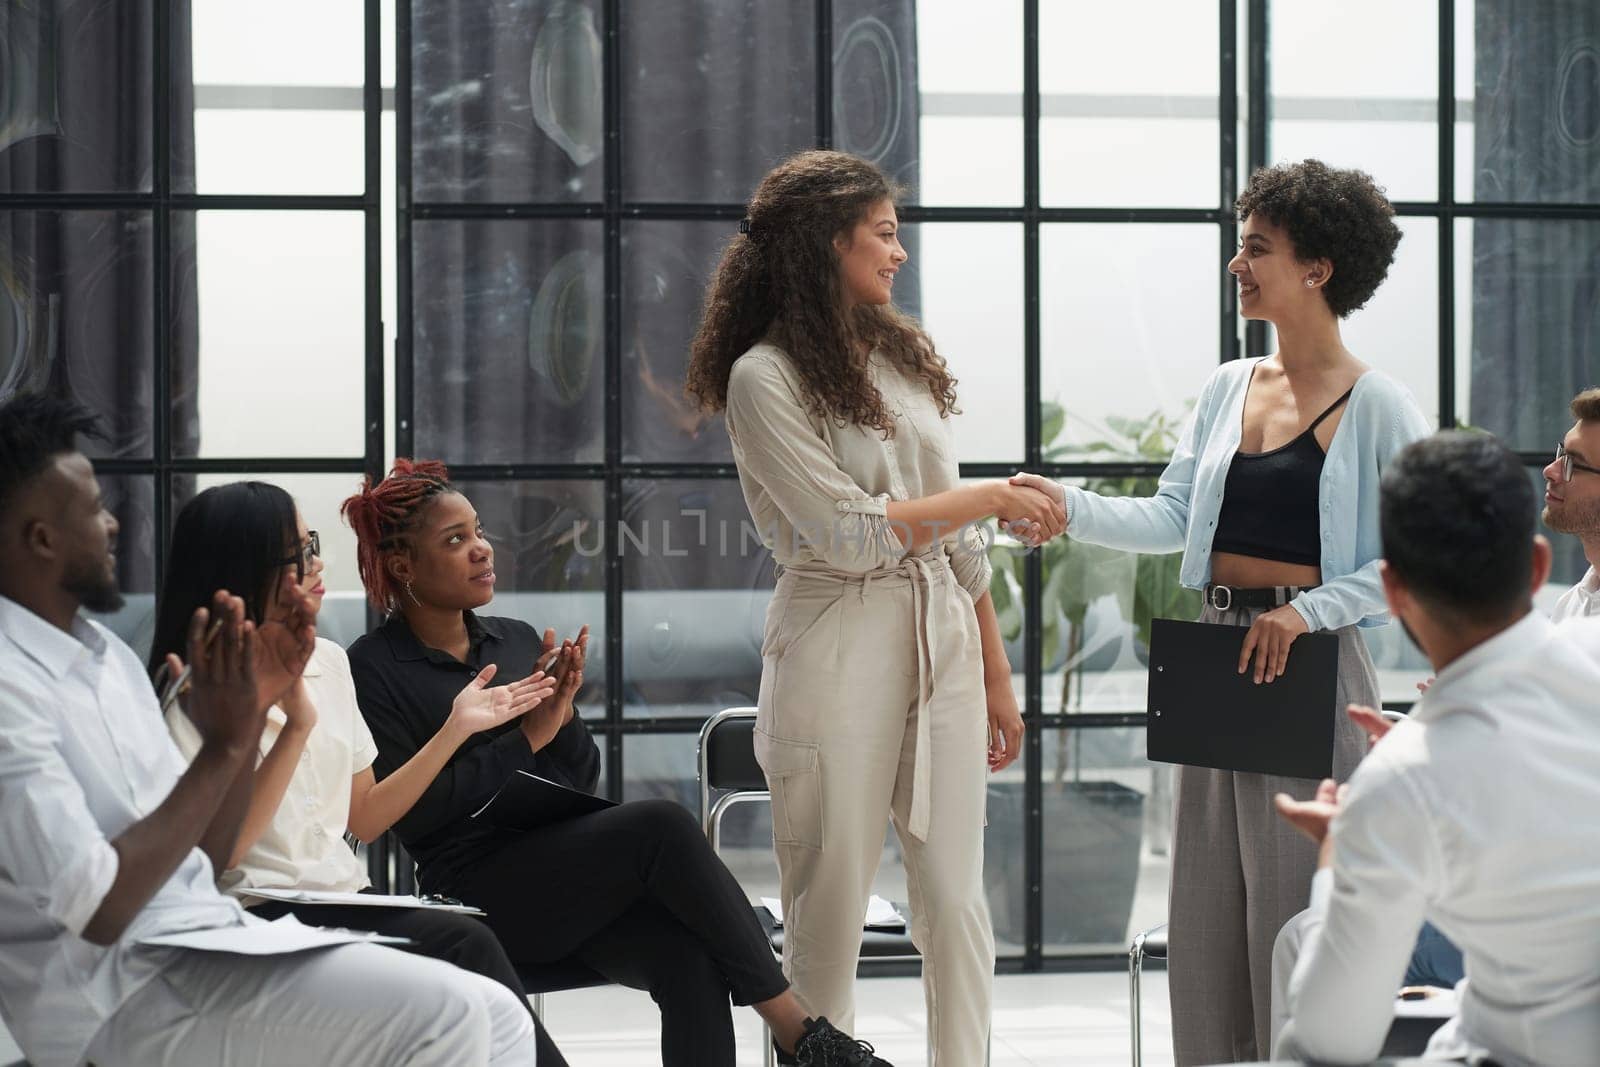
[470,770,616,831]
[1146,618,1339,779]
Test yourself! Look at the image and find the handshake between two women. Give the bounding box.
[993,472,1066,549]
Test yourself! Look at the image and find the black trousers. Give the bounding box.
[443,798,791,1067]
[249,898,568,1067]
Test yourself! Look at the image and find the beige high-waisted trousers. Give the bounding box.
[754,551,994,1065]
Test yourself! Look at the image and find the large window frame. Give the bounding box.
[7,0,1596,973]
[390,0,1600,969]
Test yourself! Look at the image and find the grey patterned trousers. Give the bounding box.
[1166,601,1374,1065]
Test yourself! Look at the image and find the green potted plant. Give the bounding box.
[983,400,1200,949]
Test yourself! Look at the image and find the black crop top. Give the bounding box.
[1210,387,1354,568]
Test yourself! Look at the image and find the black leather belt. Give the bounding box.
[1203,583,1317,611]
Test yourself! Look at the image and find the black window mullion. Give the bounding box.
[1022,0,1045,973]
[1220,0,1241,365]
[602,0,625,803]
[1244,0,1270,360]
[152,0,172,591]
[815,0,833,149]
[395,0,415,461]
[365,0,384,486]
[1436,0,1456,431]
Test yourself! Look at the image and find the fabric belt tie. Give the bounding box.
[781,550,949,842]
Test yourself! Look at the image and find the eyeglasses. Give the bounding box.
[278,531,321,575]
[1553,444,1600,484]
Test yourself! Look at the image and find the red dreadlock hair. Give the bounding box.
[341,458,455,611]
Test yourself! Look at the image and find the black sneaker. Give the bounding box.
[784,1016,894,1066]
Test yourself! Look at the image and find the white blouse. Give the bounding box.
[167,636,378,901]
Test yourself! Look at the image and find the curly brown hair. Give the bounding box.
[1235,159,1401,318]
[684,150,958,434]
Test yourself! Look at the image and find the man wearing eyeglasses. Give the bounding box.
[1543,388,1600,622]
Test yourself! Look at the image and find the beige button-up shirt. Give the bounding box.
[724,343,992,600]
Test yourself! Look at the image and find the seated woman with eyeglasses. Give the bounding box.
[339,459,891,1067]
[149,481,570,1067]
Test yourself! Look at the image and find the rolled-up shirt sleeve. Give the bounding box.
[726,353,911,573]
[947,522,994,601]
[0,680,120,937]
[1277,756,1436,1062]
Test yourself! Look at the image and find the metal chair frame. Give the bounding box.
[1128,921,1167,1067]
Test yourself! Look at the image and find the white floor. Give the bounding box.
[0,968,1172,1067]
[539,968,1173,1067]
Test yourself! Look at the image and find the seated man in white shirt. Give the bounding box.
[1272,430,1600,1067]
[0,392,535,1067]
[1543,387,1600,622]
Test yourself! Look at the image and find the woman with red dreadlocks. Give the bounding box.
[341,459,893,1067]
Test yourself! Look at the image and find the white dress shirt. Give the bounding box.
[1279,612,1600,1067]
[167,637,378,901]
[0,595,254,1066]
[1550,565,1600,623]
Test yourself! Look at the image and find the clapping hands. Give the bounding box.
[446,663,558,737]
[522,625,589,752]
[254,570,319,712]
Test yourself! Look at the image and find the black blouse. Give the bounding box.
[346,611,601,890]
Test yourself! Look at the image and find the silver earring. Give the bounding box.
[1305,278,1316,287]
[404,580,421,606]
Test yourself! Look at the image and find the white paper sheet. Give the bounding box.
[1393,986,1459,1019]
[245,888,485,915]
[139,915,413,955]
[760,894,906,929]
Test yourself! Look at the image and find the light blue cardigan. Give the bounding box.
[1062,357,1432,631]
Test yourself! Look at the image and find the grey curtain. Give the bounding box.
[1470,0,1599,584]
[0,0,198,594]
[411,0,920,592]
[409,0,920,721]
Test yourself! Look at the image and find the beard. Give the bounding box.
[1543,495,1600,536]
[64,554,125,614]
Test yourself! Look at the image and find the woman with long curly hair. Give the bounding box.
[1008,160,1431,1064]
[686,149,1064,1064]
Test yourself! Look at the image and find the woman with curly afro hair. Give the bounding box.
[687,149,1064,1064]
[1009,159,1432,1064]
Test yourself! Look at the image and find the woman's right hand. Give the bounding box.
[990,475,1067,546]
[445,663,557,739]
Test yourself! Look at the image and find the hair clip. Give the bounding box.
[738,217,753,235]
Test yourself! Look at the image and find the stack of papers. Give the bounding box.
[760,895,906,929]
[245,888,485,915]
[139,915,413,955]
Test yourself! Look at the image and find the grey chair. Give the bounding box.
[698,707,990,1067]
[1128,920,1167,1067]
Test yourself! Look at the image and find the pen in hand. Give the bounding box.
[154,614,227,714]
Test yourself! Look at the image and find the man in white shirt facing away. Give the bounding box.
[1273,431,1600,1067]
[0,392,535,1067]
[1543,387,1600,622]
